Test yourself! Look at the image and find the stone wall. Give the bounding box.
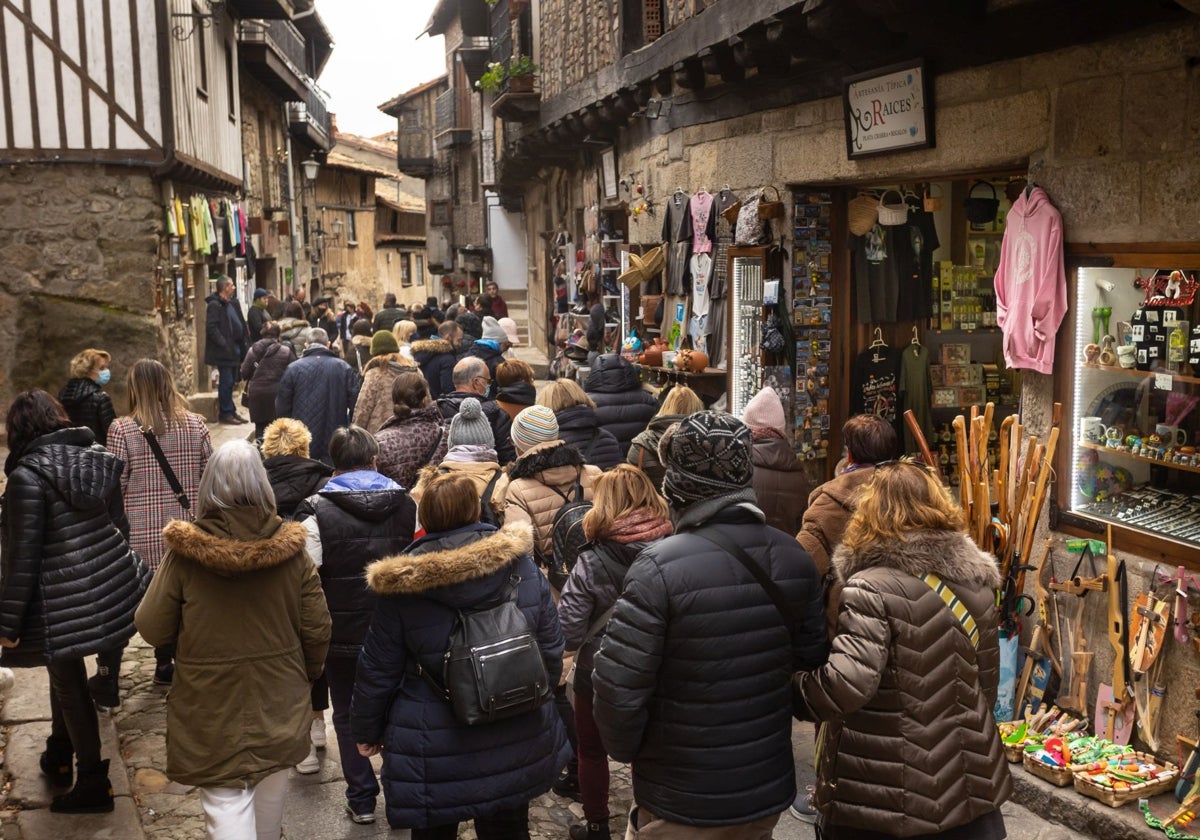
[537,0,619,100]
[0,163,167,415]
[520,18,1200,755]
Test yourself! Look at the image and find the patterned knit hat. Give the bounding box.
[449,398,494,448]
[512,405,559,455]
[661,411,754,509]
[741,388,786,436]
[370,330,399,357]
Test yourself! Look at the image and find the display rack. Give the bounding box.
[792,190,834,471]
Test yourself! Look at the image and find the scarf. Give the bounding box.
[605,507,674,545]
[442,444,499,464]
[751,426,786,442]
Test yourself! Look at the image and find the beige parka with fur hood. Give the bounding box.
[135,510,331,789]
[793,529,1011,837]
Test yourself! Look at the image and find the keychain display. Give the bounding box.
[792,189,834,472]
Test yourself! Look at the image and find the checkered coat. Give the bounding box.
[107,414,212,570]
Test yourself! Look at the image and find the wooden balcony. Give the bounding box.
[288,82,333,151]
[492,75,540,122]
[433,89,472,150]
[226,0,295,19]
[238,20,308,100]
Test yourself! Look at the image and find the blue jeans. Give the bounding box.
[325,656,379,812]
[217,365,238,418]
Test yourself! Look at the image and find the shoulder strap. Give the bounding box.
[693,527,797,638]
[636,446,645,469]
[920,573,980,649]
[480,468,503,506]
[139,426,190,514]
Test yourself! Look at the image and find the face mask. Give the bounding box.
[97,369,111,386]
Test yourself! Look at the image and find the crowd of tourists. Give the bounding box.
[0,283,1013,839]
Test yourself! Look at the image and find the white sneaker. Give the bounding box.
[295,745,320,775]
[310,717,327,749]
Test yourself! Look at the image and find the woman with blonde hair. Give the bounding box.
[626,385,703,488]
[261,418,332,519]
[136,441,331,839]
[391,319,418,359]
[558,465,672,840]
[793,459,1010,840]
[58,348,116,446]
[537,379,622,471]
[107,359,212,690]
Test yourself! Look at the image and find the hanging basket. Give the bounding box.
[721,198,743,225]
[924,183,944,213]
[877,189,908,226]
[848,193,879,236]
[757,186,785,220]
[964,180,1000,225]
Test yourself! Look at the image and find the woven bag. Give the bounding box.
[735,194,766,245]
[848,194,878,236]
[877,189,908,226]
[924,183,943,212]
[757,186,785,220]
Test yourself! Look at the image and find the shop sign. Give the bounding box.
[843,60,933,159]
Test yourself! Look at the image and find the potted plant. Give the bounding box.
[476,55,538,95]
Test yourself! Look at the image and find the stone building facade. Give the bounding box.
[491,0,1200,753]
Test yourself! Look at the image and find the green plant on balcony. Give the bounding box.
[475,55,538,94]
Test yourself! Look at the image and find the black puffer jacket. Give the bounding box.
[437,391,515,465]
[412,338,456,399]
[240,339,297,426]
[584,355,658,452]
[592,509,829,826]
[294,473,415,658]
[264,455,332,518]
[555,405,623,471]
[58,378,116,446]
[0,428,148,666]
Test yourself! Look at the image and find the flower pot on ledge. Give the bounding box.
[506,74,535,94]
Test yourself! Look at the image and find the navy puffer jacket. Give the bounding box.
[411,338,457,399]
[584,355,658,452]
[592,509,830,826]
[0,428,148,666]
[352,521,570,830]
[275,347,360,463]
[555,405,623,471]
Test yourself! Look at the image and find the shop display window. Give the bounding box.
[1067,266,1200,552]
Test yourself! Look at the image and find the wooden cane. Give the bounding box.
[953,415,971,518]
[997,415,1015,525]
[903,409,940,478]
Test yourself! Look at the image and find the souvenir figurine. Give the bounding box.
[1146,433,1163,459]
[1084,343,1101,365]
[1124,434,1141,453]
[1098,335,1117,367]
[1105,426,1122,450]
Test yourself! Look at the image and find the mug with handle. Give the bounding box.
[1155,424,1188,447]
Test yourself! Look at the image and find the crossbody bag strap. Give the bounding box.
[480,468,503,507]
[139,426,190,514]
[693,527,797,639]
[920,573,980,649]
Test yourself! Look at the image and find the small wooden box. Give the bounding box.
[932,387,959,408]
[941,343,971,365]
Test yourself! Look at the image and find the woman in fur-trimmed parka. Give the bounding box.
[793,461,1011,840]
[351,475,570,833]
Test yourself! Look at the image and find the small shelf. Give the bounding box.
[931,327,1001,335]
[1079,442,1200,475]
[1073,504,1200,550]
[1087,364,1200,388]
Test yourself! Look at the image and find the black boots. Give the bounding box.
[87,666,120,713]
[50,759,114,814]
[569,820,611,839]
[39,737,73,788]
[153,645,175,687]
[551,762,581,801]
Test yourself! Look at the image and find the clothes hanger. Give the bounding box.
[911,325,921,346]
[869,327,887,349]
[1024,179,1036,201]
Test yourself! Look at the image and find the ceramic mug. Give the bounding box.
[1079,416,1105,444]
[1117,345,1137,368]
[1155,424,1188,447]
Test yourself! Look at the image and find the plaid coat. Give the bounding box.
[107,414,212,570]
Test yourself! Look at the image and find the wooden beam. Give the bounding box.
[672,58,705,91]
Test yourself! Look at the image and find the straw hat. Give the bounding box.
[618,245,666,288]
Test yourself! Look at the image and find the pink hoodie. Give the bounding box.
[994,187,1066,375]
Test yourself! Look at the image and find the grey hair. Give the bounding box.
[452,356,486,386]
[438,320,461,340]
[216,275,233,292]
[307,327,330,346]
[329,425,378,471]
[194,440,277,520]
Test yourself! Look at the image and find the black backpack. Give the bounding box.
[409,572,552,726]
[539,477,591,591]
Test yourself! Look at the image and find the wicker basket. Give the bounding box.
[924,183,943,212]
[877,189,908,226]
[757,186,785,220]
[998,720,1028,763]
[1072,752,1178,807]
[848,194,879,236]
[1022,752,1076,787]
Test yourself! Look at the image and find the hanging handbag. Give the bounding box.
[757,186,785,220]
[877,189,908,226]
[761,313,786,354]
[735,194,766,246]
[139,426,191,516]
[964,180,1000,225]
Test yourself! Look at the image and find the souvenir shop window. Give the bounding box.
[1061,262,1200,559]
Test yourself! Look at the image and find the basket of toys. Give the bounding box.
[1073,751,1178,808]
[1023,733,1126,788]
[999,708,1088,764]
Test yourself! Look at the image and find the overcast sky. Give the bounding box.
[316,1,446,138]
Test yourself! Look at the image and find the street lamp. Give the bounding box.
[301,157,322,281]
[301,157,320,184]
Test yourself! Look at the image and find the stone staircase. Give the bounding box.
[504,294,550,379]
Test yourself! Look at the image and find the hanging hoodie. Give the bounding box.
[994,186,1066,375]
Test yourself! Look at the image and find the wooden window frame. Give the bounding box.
[195,2,209,99]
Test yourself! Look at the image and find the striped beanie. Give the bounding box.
[661,411,754,509]
[512,405,559,455]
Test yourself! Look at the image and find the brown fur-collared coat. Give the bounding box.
[135,508,331,789]
[793,529,1011,837]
